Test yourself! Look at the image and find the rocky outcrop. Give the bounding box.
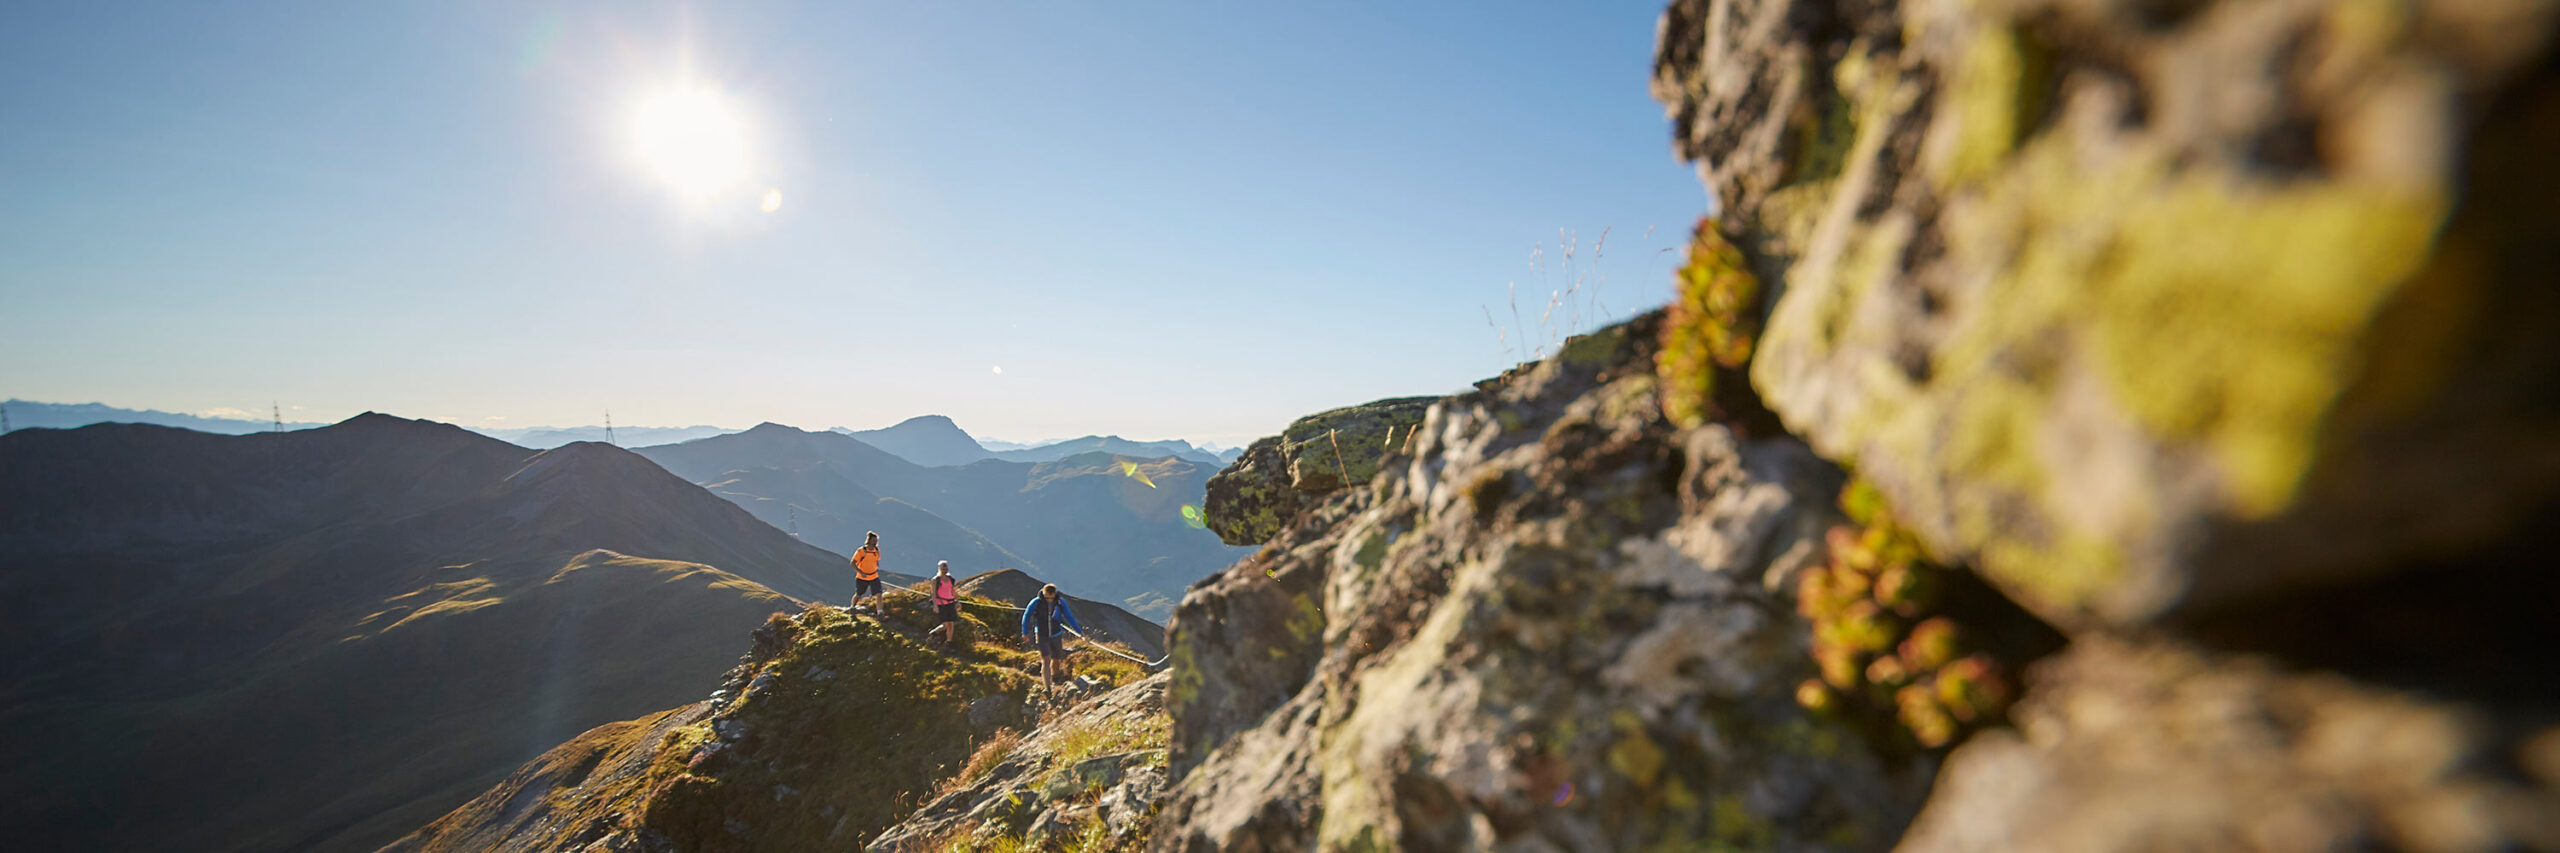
[1201,396,1434,546]
[870,673,1173,851]
[1654,0,2560,628]
[1639,0,2560,849]
[1162,494,1358,781]
[1155,316,1934,850]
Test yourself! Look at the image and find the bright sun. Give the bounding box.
[632,86,748,196]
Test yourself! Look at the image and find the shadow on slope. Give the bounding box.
[0,414,858,853]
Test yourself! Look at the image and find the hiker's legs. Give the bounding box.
[1039,635,1064,685]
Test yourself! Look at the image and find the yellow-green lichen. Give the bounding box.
[1710,794,1776,850]
[1285,592,1324,647]
[1559,323,1627,367]
[1606,711,1666,787]
[1755,51,2453,618]
[2083,173,2444,516]
[1935,22,2052,188]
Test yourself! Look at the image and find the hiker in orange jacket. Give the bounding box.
[851,531,884,613]
[929,560,961,646]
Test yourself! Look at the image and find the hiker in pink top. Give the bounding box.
[929,561,961,646]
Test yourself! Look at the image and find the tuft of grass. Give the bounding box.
[938,729,1023,800]
[1046,713,1171,775]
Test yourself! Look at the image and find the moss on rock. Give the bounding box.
[1201,397,1433,546]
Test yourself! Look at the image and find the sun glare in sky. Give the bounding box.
[631,85,749,197]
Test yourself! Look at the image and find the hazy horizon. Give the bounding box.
[0,395,1267,449]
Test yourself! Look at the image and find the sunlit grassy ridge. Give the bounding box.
[389,592,1161,853]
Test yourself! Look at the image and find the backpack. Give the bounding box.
[1028,598,1057,636]
[933,576,958,606]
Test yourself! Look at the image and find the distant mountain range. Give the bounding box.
[0,415,873,852]
[0,400,731,449]
[0,398,331,433]
[480,424,737,448]
[835,415,1243,466]
[638,423,1253,614]
[992,434,1233,466]
[6,399,1243,463]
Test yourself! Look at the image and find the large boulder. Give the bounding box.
[1154,316,1931,851]
[1162,494,1356,780]
[1653,0,2560,627]
[1201,397,1435,546]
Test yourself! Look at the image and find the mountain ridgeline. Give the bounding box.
[837,414,1238,468]
[637,422,1251,616]
[0,412,1180,853]
[0,414,862,852]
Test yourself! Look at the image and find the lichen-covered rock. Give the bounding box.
[1901,637,2560,851]
[1654,0,2560,626]
[1154,315,1931,851]
[1202,397,1434,546]
[1163,494,1355,780]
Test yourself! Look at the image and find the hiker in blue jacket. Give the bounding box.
[1019,583,1082,689]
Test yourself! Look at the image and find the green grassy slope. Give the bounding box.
[386,597,1160,853]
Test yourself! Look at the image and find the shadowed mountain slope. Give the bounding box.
[0,414,855,853]
[694,464,1023,585]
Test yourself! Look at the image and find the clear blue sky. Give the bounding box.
[1,0,1707,447]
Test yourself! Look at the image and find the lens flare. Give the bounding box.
[1118,461,1158,488]
[760,188,782,212]
[1180,504,1207,529]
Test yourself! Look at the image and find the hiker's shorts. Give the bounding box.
[936,603,959,623]
[854,577,883,597]
[1038,633,1066,659]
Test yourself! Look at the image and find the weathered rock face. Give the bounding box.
[1654,0,2560,627]
[1164,494,1356,780]
[1640,2,2560,849]
[1202,397,1435,546]
[1155,316,1934,851]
